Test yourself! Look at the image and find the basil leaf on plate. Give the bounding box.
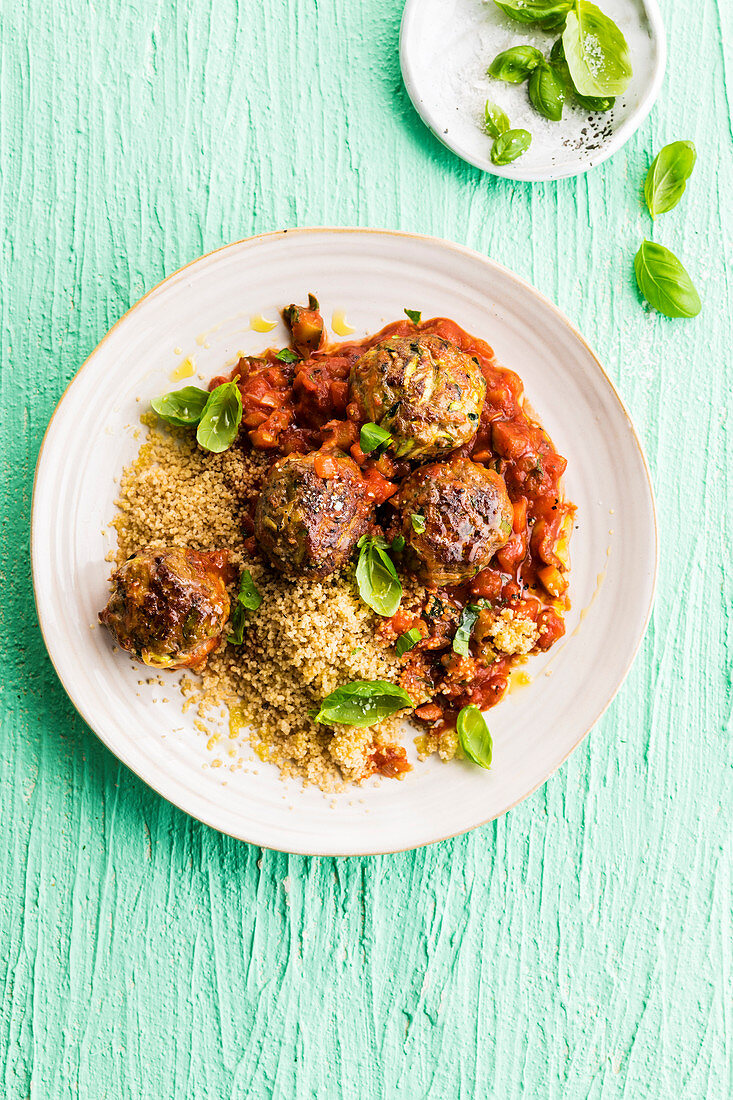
[644,141,697,219]
[549,37,615,111]
[491,129,532,166]
[355,536,403,617]
[529,62,566,121]
[228,568,262,644]
[395,627,422,657]
[410,513,426,533]
[484,101,511,139]
[314,680,412,727]
[404,308,422,324]
[562,1,632,98]
[494,0,571,29]
[488,45,544,84]
[275,347,299,363]
[457,705,493,769]
[453,605,480,657]
[151,386,210,427]
[360,422,393,454]
[634,241,701,319]
[196,382,243,453]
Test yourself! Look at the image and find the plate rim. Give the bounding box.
[398,0,668,182]
[31,226,659,855]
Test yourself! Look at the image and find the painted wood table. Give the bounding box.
[1,1,730,1096]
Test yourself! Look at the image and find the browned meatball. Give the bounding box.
[350,334,486,460]
[397,458,513,586]
[254,451,372,577]
[99,547,231,669]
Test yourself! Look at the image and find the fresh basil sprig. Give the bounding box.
[355,536,403,617]
[491,129,532,166]
[488,45,544,84]
[228,569,263,645]
[529,62,565,121]
[404,308,422,324]
[395,627,422,657]
[151,386,210,427]
[314,680,412,727]
[457,705,493,769]
[494,0,571,29]
[453,605,481,657]
[360,422,393,454]
[549,38,614,111]
[644,141,697,220]
[484,101,511,140]
[562,1,632,98]
[196,381,243,453]
[634,241,701,319]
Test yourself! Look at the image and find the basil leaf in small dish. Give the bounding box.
[491,129,532,166]
[395,627,422,657]
[457,705,493,769]
[562,1,632,98]
[410,513,426,534]
[314,680,412,728]
[644,141,697,220]
[360,422,393,454]
[453,605,480,657]
[484,101,511,140]
[355,536,403,617]
[151,386,210,428]
[275,347,299,363]
[196,382,243,453]
[549,37,615,111]
[634,241,701,319]
[488,45,544,84]
[404,308,422,324]
[529,63,565,122]
[494,1,571,31]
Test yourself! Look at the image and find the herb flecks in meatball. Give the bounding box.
[99,547,231,670]
[398,458,513,587]
[350,334,486,460]
[254,451,372,577]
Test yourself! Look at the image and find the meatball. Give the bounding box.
[397,458,513,586]
[254,451,372,577]
[99,547,231,669]
[350,334,486,460]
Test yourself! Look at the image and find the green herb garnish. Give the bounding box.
[360,422,393,454]
[528,62,565,121]
[562,1,631,98]
[314,680,412,728]
[549,37,615,111]
[275,347,299,363]
[395,628,422,657]
[404,308,422,324]
[391,534,406,552]
[644,141,697,220]
[410,513,426,534]
[457,705,493,769]
[453,605,480,657]
[634,241,701,319]
[491,129,532,166]
[484,101,511,140]
[494,0,572,29]
[151,386,210,428]
[196,382,243,453]
[355,536,403,617]
[488,45,544,84]
[228,569,263,645]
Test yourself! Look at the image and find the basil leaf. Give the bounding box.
[391,534,405,552]
[396,628,422,657]
[488,46,544,84]
[457,705,493,769]
[275,347,299,363]
[453,605,480,657]
[491,129,532,166]
[355,538,403,617]
[644,141,697,220]
[404,308,422,324]
[151,386,210,427]
[484,101,511,139]
[529,63,565,121]
[314,679,412,727]
[228,569,262,644]
[360,422,393,454]
[562,1,632,98]
[410,513,426,533]
[196,382,243,453]
[549,37,615,110]
[494,0,571,29]
[634,241,701,319]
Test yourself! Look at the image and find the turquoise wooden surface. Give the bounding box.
[2,0,730,1095]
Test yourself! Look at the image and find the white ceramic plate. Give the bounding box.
[32,228,657,855]
[400,0,666,181]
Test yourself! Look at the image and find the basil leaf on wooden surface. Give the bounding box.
[410,513,426,533]
[484,101,511,139]
[634,241,701,319]
[395,628,422,657]
[644,141,697,220]
[151,386,210,427]
[488,46,544,84]
[457,705,493,769]
[491,128,532,166]
[404,308,422,324]
[562,1,632,97]
[275,347,299,363]
[196,382,243,453]
[314,680,412,727]
[360,422,393,454]
[494,0,571,28]
[529,63,565,121]
[228,569,262,644]
[355,537,403,617]
[453,605,480,657]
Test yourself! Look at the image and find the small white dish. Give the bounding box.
[32,228,657,855]
[400,0,667,181]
